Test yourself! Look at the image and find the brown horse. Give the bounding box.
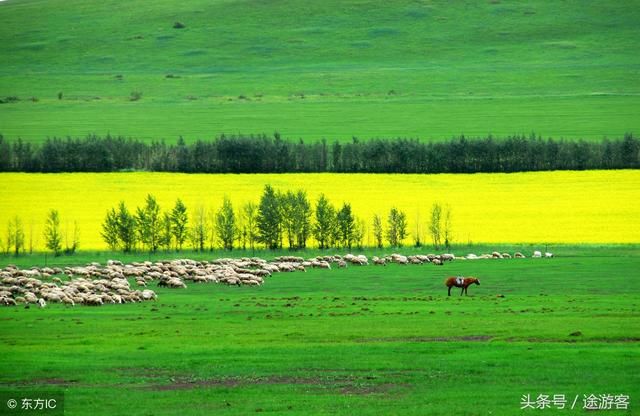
[445,276,480,296]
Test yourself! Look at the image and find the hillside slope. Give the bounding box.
[0,0,639,142]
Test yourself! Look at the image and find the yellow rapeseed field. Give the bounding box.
[0,170,638,249]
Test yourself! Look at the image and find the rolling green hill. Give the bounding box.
[1,0,639,142]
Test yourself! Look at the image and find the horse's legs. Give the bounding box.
[448,286,451,296]
[460,287,464,296]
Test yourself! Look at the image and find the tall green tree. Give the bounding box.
[8,216,25,256]
[354,218,366,249]
[294,190,312,249]
[189,205,208,252]
[281,191,297,249]
[429,202,443,250]
[443,205,453,251]
[44,209,62,256]
[414,210,422,248]
[136,194,162,252]
[170,198,188,250]
[281,190,312,249]
[336,203,356,249]
[372,214,384,248]
[257,185,282,249]
[101,207,119,251]
[242,201,258,251]
[386,207,407,247]
[215,197,236,250]
[160,212,172,251]
[116,201,137,252]
[313,194,335,249]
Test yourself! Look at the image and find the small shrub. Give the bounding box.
[0,96,19,104]
[173,22,186,29]
[129,91,143,101]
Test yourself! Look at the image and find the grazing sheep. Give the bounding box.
[545,252,554,258]
[167,278,187,289]
[533,251,542,258]
[441,254,455,262]
[514,252,526,258]
[391,254,409,264]
[254,269,271,277]
[372,256,386,266]
[37,298,47,308]
[311,261,331,269]
[85,295,104,306]
[1,296,17,306]
[141,290,157,301]
[24,292,38,303]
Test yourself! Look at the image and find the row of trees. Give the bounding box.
[1,189,453,257]
[98,186,453,254]
[1,133,638,173]
[101,196,188,253]
[1,210,79,257]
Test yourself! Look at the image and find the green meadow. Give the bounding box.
[1,248,639,415]
[1,0,639,142]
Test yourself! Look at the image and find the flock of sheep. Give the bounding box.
[0,250,552,308]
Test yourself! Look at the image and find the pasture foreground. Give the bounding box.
[1,251,639,415]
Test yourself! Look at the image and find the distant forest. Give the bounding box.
[0,133,638,173]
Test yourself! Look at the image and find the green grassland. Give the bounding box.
[1,0,639,142]
[1,248,639,415]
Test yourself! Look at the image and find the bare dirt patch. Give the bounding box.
[356,335,493,343]
[141,372,410,396]
[340,382,409,396]
[1,377,80,387]
[503,337,640,343]
[147,374,357,391]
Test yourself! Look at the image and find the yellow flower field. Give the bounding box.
[0,170,638,249]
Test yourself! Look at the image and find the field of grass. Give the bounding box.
[3,243,640,270]
[1,170,638,250]
[1,0,639,142]
[1,249,638,415]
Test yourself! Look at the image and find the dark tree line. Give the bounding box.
[0,133,638,173]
